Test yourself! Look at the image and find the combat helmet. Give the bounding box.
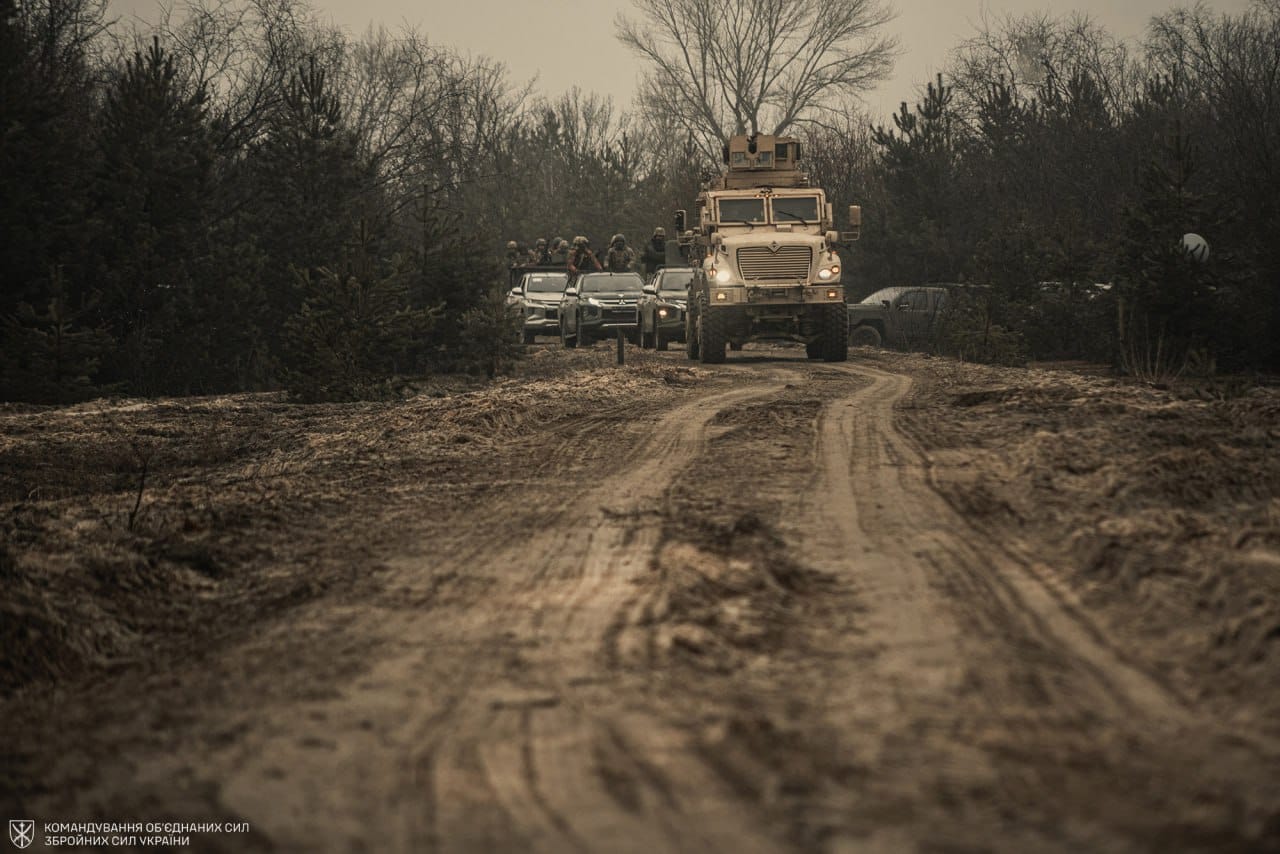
[611,233,626,245]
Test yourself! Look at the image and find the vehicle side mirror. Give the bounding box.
[564,287,578,297]
[674,209,686,232]
[842,205,862,242]
[643,284,656,294]
[881,300,892,308]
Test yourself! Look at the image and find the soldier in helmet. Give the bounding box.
[567,235,602,277]
[604,233,636,273]
[550,237,569,264]
[505,239,525,288]
[529,237,553,265]
[641,227,666,276]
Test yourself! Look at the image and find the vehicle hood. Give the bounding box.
[523,292,562,305]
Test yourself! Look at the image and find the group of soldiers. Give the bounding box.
[504,229,671,280]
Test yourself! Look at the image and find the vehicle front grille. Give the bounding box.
[602,308,636,322]
[736,246,812,281]
[544,307,558,320]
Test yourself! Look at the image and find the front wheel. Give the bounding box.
[698,301,727,364]
[849,323,882,348]
[819,304,849,362]
[686,308,700,359]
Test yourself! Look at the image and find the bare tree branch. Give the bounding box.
[616,0,897,157]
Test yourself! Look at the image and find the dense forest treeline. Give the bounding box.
[2,0,1278,401]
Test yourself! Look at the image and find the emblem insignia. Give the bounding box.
[768,241,781,253]
[9,821,35,850]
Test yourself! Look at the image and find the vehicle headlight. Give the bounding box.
[586,298,601,307]
[818,268,833,280]
[715,268,733,284]
[657,308,669,318]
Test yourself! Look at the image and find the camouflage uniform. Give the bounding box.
[567,237,602,277]
[603,234,636,273]
[641,228,666,275]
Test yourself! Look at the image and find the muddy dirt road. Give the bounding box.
[3,350,1279,852]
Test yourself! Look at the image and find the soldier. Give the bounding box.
[505,240,524,288]
[527,236,552,263]
[567,236,602,277]
[603,233,636,273]
[550,237,569,264]
[641,227,666,275]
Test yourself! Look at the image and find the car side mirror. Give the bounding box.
[674,209,687,232]
[881,300,892,308]
[564,287,578,297]
[643,284,656,294]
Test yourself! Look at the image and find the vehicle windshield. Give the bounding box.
[525,274,567,293]
[772,196,820,223]
[860,287,904,305]
[580,274,644,294]
[718,198,766,223]
[658,271,693,292]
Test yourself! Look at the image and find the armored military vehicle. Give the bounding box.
[676,135,860,363]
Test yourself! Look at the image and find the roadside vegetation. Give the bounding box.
[3,0,1277,404]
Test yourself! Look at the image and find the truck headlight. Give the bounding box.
[657,308,669,318]
[714,268,732,284]
[818,268,833,280]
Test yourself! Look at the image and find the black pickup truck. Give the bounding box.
[847,286,950,349]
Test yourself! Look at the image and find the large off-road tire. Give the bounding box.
[698,301,727,364]
[560,319,577,349]
[656,325,668,351]
[686,307,700,359]
[523,329,536,345]
[805,340,822,360]
[820,303,849,362]
[849,322,882,348]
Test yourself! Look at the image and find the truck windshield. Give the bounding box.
[526,275,567,293]
[659,272,693,291]
[581,274,644,293]
[772,196,820,223]
[718,198,766,223]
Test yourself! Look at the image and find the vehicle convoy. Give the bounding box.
[676,134,861,363]
[558,272,645,348]
[847,285,950,349]
[514,269,570,343]
[638,267,693,351]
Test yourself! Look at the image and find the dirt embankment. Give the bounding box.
[0,348,703,698]
[891,352,1280,736]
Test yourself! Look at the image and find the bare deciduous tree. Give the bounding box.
[616,0,897,157]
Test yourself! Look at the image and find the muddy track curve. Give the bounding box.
[7,354,1279,853]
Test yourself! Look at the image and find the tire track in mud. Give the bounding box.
[804,361,1280,849]
[414,370,800,854]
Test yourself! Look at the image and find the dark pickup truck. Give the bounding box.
[847,285,950,349]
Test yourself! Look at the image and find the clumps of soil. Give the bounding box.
[0,352,705,698]
[638,512,833,672]
[895,353,1280,734]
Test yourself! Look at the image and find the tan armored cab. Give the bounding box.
[676,134,859,363]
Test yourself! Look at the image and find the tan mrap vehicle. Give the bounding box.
[676,134,861,363]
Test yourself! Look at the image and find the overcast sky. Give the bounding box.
[110,0,1255,119]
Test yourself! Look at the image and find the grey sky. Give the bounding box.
[110,0,1255,118]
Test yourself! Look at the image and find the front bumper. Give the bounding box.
[522,305,560,333]
[706,284,844,306]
